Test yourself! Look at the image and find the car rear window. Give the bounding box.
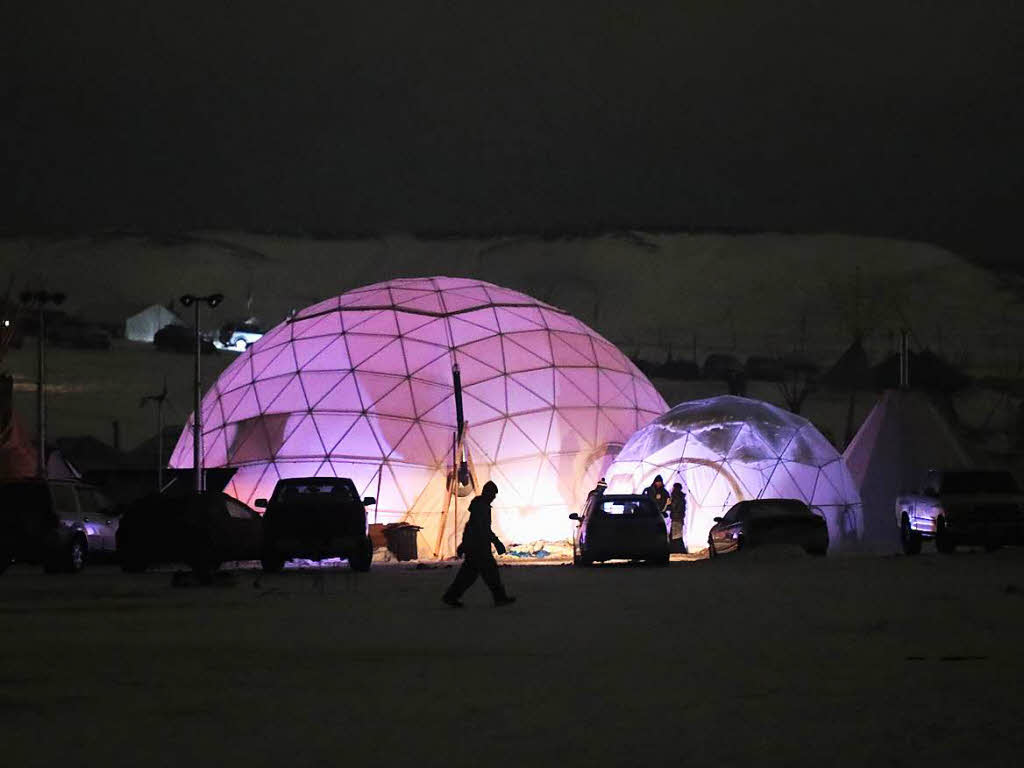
[596,498,659,517]
[273,482,357,503]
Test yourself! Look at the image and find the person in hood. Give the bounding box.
[442,481,516,607]
[644,474,669,514]
[669,482,687,553]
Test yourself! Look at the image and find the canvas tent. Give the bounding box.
[605,395,863,553]
[842,389,972,552]
[125,304,182,342]
[170,277,668,557]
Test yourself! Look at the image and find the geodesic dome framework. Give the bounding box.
[170,277,667,557]
[605,396,862,553]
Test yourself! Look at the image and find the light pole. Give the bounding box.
[140,377,169,492]
[179,293,223,492]
[19,290,65,477]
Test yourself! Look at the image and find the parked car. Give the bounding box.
[213,320,265,352]
[708,499,828,558]
[569,493,669,566]
[116,492,263,574]
[0,479,119,573]
[895,469,1024,554]
[256,478,375,572]
[48,317,112,350]
[153,325,216,354]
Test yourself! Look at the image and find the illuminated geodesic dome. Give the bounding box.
[170,277,667,557]
[605,396,862,553]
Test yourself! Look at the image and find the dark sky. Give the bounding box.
[4,2,1023,266]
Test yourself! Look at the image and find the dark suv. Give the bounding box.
[0,479,118,573]
[256,478,375,572]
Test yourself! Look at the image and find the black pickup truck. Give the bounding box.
[256,478,375,572]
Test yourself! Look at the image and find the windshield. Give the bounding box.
[940,471,1019,494]
[595,497,659,517]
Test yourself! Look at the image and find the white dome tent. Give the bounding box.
[170,277,667,557]
[605,396,863,553]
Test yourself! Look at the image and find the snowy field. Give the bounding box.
[2,550,1023,767]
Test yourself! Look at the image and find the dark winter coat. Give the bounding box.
[460,494,502,556]
[644,479,669,513]
[669,489,687,522]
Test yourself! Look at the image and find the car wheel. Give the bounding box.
[654,552,670,566]
[900,514,922,556]
[236,339,248,352]
[349,537,372,572]
[935,517,956,554]
[47,536,86,574]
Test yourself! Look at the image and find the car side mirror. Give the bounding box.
[254,498,268,508]
[713,516,723,523]
[569,513,580,521]
[363,497,376,507]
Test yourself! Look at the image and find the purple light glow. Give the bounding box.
[170,277,667,556]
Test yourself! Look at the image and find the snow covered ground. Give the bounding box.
[2,550,1023,767]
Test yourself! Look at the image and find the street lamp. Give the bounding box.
[19,290,66,477]
[179,293,223,492]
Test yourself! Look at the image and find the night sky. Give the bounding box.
[4,2,1023,267]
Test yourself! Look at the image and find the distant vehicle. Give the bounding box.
[707,499,828,558]
[213,320,264,352]
[153,325,216,354]
[0,479,119,573]
[116,492,263,574]
[703,353,743,380]
[569,493,669,566]
[895,469,1024,555]
[256,478,374,572]
[48,318,112,350]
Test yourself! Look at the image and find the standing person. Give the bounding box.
[644,474,669,514]
[587,477,608,501]
[442,481,516,608]
[669,482,687,553]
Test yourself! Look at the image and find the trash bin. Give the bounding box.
[383,523,422,561]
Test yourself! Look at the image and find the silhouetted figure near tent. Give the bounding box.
[587,477,608,500]
[669,482,687,553]
[442,481,516,608]
[644,474,669,514]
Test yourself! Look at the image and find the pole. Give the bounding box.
[36,307,45,477]
[193,302,202,492]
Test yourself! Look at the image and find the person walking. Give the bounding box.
[442,481,516,608]
[669,482,687,553]
[644,474,669,514]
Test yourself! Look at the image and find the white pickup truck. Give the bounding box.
[895,469,1024,554]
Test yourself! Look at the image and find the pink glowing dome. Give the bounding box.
[170,277,667,556]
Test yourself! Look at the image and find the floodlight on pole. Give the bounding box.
[19,289,66,477]
[180,293,223,492]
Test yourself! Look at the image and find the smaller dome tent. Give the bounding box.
[605,396,862,553]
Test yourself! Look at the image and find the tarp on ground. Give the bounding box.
[125,304,182,342]
[842,389,972,552]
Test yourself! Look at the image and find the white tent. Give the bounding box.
[605,396,863,553]
[125,304,181,342]
[170,277,667,557]
[843,389,971,552]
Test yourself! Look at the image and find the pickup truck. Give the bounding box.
[895,469,1024,554]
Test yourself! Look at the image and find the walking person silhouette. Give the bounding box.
[442,481,516,607]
